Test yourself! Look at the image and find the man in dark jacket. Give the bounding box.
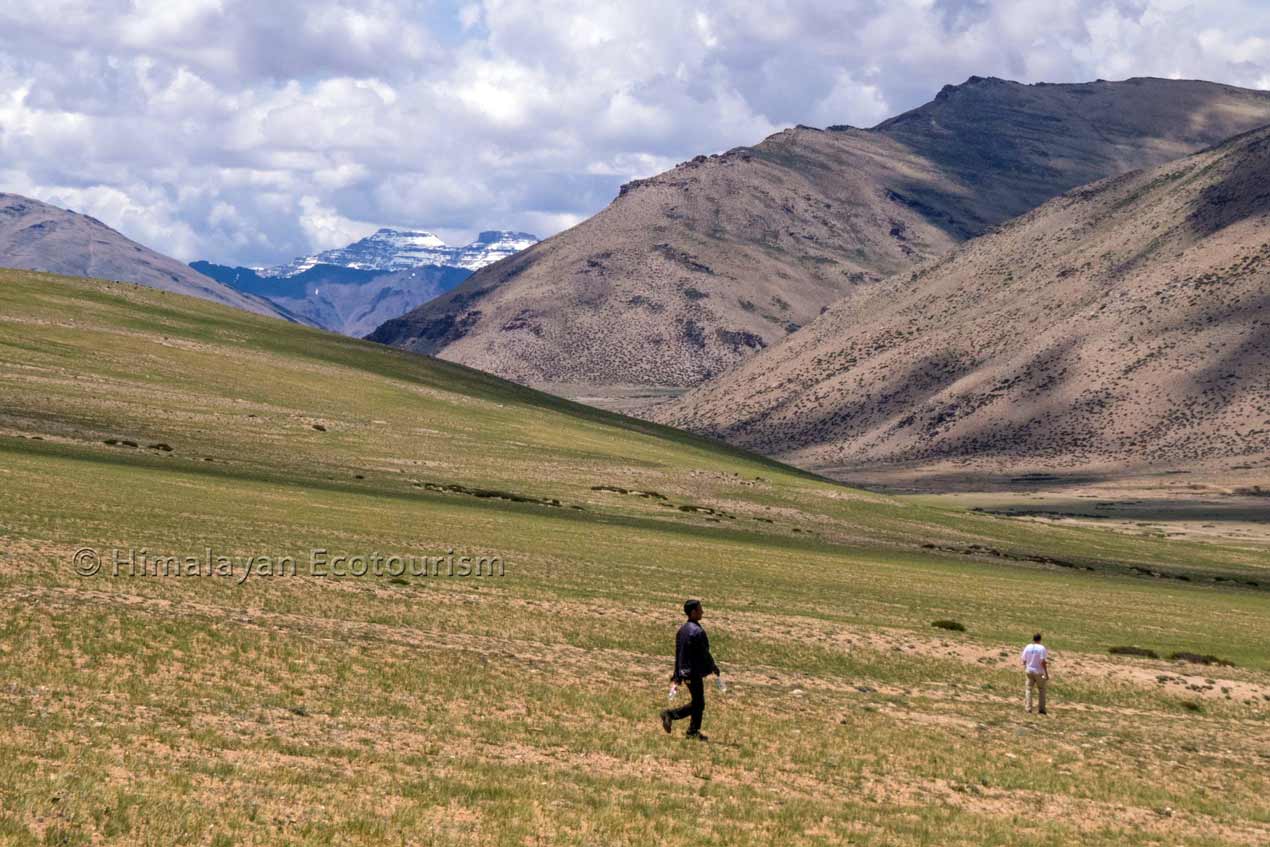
[660,599,720,740]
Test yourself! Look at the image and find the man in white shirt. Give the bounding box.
[1021,633,1049,714]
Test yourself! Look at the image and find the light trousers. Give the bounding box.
[1025,671,1048,712]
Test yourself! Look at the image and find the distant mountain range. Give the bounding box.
[195,229,537,335]
[659,125,1270,479]
[0,193,303,323]
[256,228,539,278]
[0,189,537,337]
[191,260,473,338]
[368,77,1270,405]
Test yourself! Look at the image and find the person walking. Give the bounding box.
[1022,633,1050,714]
[660,599,720,740]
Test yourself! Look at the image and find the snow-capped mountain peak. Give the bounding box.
[258,228,537,278]
[455,231,539,270]
[370,228,447,249]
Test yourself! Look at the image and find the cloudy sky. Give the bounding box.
[2,0,1268,266]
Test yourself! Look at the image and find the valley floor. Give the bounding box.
[3,557,1269,846]
[830,462,1270,551]
[1,271,1267,846]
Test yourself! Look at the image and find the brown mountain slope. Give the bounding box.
[0,193,300,322]
[370,77,1270,394]
[656,125,1270,479]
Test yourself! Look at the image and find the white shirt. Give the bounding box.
[1022,643,1048,674]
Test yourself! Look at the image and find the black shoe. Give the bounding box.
[660,710,672,733]
[686,732,709,742]
[1038,709,1048,715]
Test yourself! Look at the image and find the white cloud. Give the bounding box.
[297,195,379,252]
[810,71,892,128]
[0,0,1267,265]
[458,4,483,31]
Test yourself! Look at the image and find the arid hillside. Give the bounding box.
[658,126,1270,478]
[370,77,1270,395]
[0,193,299,322]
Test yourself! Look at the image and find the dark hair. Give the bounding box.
[1033,633,1043,642]
[683,599,702,616]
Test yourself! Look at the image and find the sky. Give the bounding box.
[1,0,1268,267]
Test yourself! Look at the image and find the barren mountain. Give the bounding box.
[657,126,1270,479]
[0,193,296,322]
[370,77,1270,397]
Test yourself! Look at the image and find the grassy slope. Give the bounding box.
[0,270,1267,846]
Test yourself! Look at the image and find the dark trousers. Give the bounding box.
[669,676,706,734]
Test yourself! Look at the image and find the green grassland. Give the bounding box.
[0,269,1267,846]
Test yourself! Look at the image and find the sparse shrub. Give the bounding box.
[1180,701,1203,713]
[1109,645,1159,659]
[931,620,966,632]
[1170,652,1235,667]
